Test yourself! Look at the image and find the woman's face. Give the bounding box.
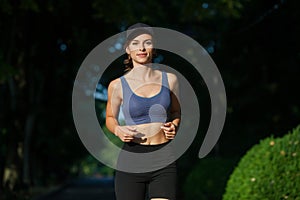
[126,33,154,65]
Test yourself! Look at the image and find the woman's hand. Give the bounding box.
[161,122,178,140]
[114,125,138,142]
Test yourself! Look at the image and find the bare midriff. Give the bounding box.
[131,122,169,145]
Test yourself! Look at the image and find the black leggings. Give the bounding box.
[115,142,177,200]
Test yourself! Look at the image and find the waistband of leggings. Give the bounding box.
[122,141,171,153]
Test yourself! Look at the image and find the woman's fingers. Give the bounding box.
[117,123,178,141]
[123,126,138,135]
[126,126,137,132]
[161,123,176,132]
[120,134,133,142]
[161,122,176,139]
[115,125,139,142]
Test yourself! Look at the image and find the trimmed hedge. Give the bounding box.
[223,125,300,200]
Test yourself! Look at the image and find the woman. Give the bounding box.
[106,23,181,200]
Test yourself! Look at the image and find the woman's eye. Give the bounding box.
[145,41,153,45]
[131,42,138,45]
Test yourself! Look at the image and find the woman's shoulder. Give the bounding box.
[107,77,123,99]
[165,71,178,84]
[161,70,178,91]
[165,71,177,80]
[108,77,122,90]
[153,68,177,80]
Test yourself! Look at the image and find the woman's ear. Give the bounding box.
[125,46,130,54]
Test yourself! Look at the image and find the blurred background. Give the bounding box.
[0,0,299,199]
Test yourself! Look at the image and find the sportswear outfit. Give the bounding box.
[115,71,177,200]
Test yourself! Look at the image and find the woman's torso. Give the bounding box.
[120,70,171,145]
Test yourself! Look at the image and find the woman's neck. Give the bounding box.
[128,63,154,80]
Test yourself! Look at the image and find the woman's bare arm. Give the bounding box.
[106,79,137,142]
[106,79,121,133]
[161,73,181,139]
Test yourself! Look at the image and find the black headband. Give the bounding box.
[126,23,154,41]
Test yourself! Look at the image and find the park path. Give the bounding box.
[33,177,116,200]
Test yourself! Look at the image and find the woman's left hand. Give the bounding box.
[161,122,177,140]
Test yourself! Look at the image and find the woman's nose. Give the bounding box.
[139,44,146,51]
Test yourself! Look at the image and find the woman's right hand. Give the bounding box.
[114,125,138,142]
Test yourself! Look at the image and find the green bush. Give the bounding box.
[223,125,300,200]
[183,157,237,200]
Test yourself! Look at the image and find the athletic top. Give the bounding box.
[120,71,171,125]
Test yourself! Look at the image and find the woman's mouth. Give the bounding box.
[136,53,147,57]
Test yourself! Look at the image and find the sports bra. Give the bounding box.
[120,71,171,125]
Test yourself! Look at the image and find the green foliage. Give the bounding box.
[71,155,115,177]
[180,0,249,22]
[0,54,18,83]
[183,157,237,200]
[19,0,40,12]
[91,0,249,26]
[0,0,299,196]
[102,124,123,148]
[223,125,300,200]
[1,189,31,200]
[0,0,40,14]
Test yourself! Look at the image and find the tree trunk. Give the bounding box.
[23,113,35,185]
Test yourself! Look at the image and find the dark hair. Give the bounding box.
[123,23,155,72]
[123,54,133,72]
